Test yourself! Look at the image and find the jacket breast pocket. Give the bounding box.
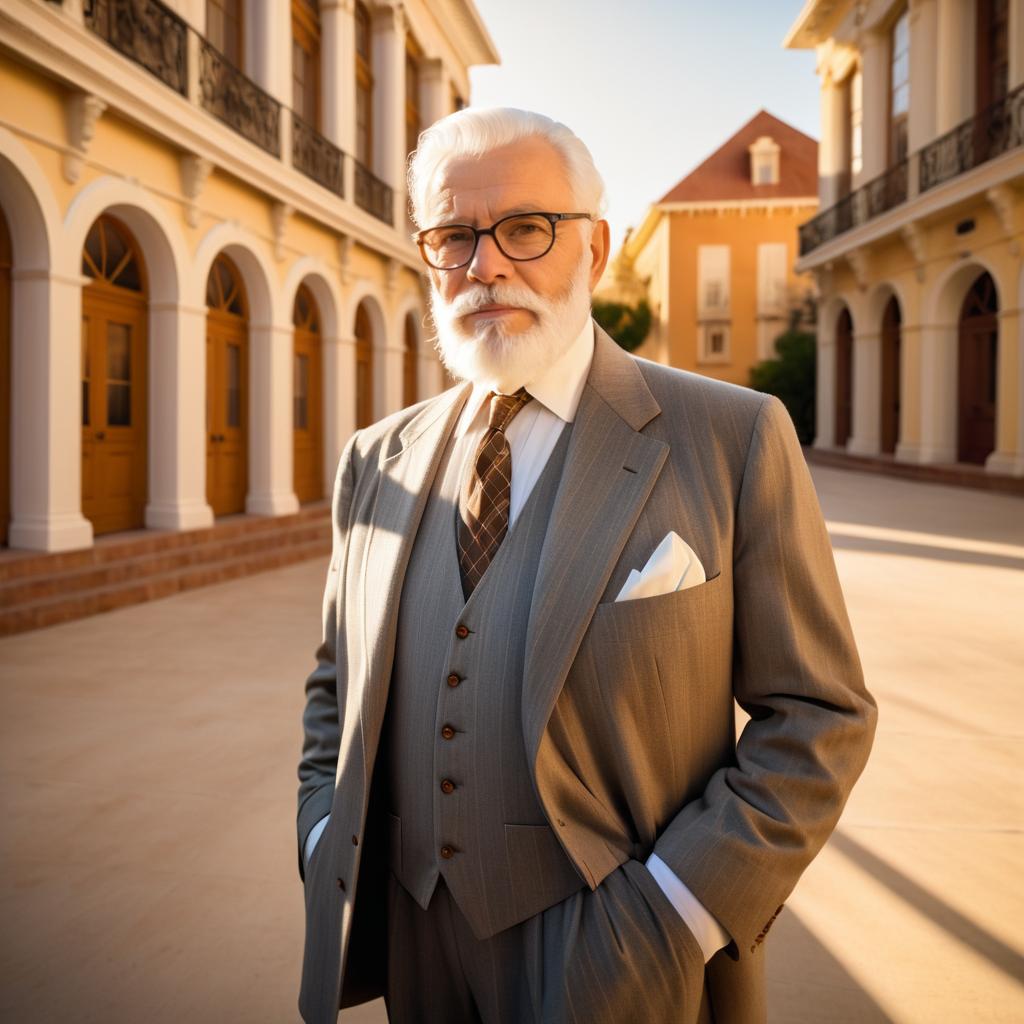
[590,569,724,643]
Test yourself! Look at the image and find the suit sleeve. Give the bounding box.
[295,430,359,883]
[651,394,878,959]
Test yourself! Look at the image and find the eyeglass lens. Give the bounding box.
[419,214,555,268]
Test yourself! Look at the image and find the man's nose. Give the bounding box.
[466,231,513,283]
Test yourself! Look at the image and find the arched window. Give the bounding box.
[206,0,243,67]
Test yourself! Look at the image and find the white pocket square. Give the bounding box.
[614,531,707,603]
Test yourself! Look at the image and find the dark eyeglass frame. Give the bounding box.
[412,211,594,270]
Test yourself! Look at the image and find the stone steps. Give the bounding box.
[0,503,332,636]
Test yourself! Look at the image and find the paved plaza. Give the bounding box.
[1,464,1021,1023]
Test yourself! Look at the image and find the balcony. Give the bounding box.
[799,160,907,256]
[84,0,187,97]
[292,115,345,198]
[800,82,1023,257]
[354,160,394,225]
[79,0,405,225]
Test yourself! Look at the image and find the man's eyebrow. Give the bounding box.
[426,204,549,226]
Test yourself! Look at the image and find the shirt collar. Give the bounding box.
[455,315,595,437]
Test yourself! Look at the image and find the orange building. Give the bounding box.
[601,110,820,386]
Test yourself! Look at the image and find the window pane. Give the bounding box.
[294,353,309,429]
[107,322,131,382]
[107,382,131,426]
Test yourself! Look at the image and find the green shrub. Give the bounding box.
[592,299,652,353]
[749,328,816,444]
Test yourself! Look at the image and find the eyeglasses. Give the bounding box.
[413,211,594,270]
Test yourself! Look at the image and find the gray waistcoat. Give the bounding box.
[380,416,587,940]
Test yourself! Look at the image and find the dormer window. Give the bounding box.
[748,135,780,186]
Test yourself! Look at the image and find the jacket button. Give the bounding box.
[440,845,454,859]
[351,834,358,845]
[455,624,469,639]
[447,673,461,687]
[441,724,455,740]
[440,778,456,794]
[336,877,346,891]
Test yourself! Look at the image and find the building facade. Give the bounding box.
[785,0,1024,475]
[0,0,498,552]
[598,110,819,387]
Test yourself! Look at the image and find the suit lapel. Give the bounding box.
[357,382,471,777]
[522,323,668,771]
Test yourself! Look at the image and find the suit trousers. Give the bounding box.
[384,858,713,1024]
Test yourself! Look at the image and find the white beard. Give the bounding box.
[428,255,593,393]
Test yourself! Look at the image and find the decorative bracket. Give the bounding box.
[271,201,293,262]
[900,223,926,282]
[180,154,213,229]
[64,92,106,184]
[845,247,870,291]
[986,185,1019,258]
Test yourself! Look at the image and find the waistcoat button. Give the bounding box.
[440,778,456,794]
[440,845,454,859]
[446,673,461,687]
[441,724,455,740]
[455,624,469,639]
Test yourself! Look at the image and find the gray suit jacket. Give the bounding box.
[295,320,877,1023]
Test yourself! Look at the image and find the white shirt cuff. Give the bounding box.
[304,813,330,869]
[644,852,730,962]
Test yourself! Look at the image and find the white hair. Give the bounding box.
[406,106,608,228]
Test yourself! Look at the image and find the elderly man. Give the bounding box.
[296,107,876,1024]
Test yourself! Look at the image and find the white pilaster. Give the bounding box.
[814,312,837,450]
[8,270,93,551]
[371,2,407,224]
[985,307,1024,475]
[145,303,214,530]
[907,0,938,154]
[847,330,882,454]
[323,0,357,154]
[916,322,958,463]
[859,29,889,181]
[247,322,300,516]
[935,0,975,135]
[818,66,846,209]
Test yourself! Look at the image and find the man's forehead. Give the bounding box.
[426,187,560,225]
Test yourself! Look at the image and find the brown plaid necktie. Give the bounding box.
[457,387,534,598]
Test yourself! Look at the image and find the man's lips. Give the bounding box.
[465,305,521,316]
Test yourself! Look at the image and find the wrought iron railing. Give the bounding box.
[84,0,187,97]
[354,160,394,225]
[292,115,345,198]
[919,83,1024,192]
[799,159,909,256]
[198,39,281,157]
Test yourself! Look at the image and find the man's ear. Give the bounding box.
[588,218,611,291]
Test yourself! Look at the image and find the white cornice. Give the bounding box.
[0,0,426,273]
[659,198,820,214]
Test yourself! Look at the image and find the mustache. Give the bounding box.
[441,285,545,319]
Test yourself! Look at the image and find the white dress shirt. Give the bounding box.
[304,314,730,962]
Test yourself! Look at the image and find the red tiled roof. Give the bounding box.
[657,109,818,204]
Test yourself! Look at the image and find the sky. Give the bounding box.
[466,0,820,253]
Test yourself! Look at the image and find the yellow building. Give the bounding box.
[0,0,498,554]
[785,0,1024,476]
[600,110,819,387]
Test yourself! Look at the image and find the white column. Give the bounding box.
[935,0,975,135]
[847,329,882,455]
[895,322,924,463]
[860,29,889,181]
[8,270,92,551]
[145,302,214,530]
[323,332,357,486]
[916,322,958,463]
[247,322,300,516]
[814,309,837,450]
[419,57,448,128]
[246,0,291,103]
[382,334,405,415]
[323,0,356,150]
[1011,0,1024,89]
[985,307,1024,475]
[818,67,846,209]
[907,0,939,156]
[371,2,407,224]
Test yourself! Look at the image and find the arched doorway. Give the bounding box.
[293,282,323,503]
[0,205,10,546]
[355,300,374,428]
[880,296,901,455]
[81,214,148,535]
[834,307,853,449]
[957,271,998,465]
[206,253,249,516]
[403,312,418,407]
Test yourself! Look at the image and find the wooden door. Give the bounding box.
[957,272,998,465]
[293,283,323,503]
[834,307,853,449]
[403,312,418,407]
[0,206,10,546]
[880,296,901,455]
[206,254,249,516]
[80,215,148,536]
